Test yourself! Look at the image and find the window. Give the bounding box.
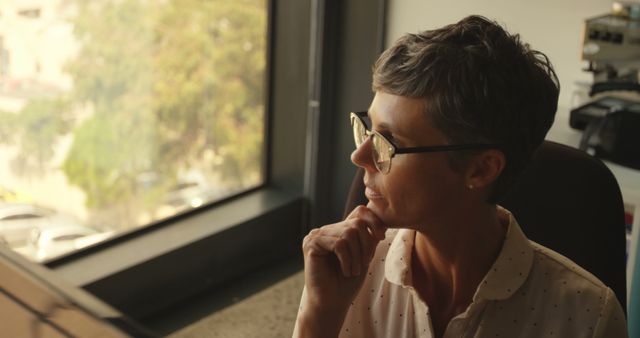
[0,0,268,262]
[0,0,383,324]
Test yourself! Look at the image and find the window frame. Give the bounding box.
[45,0,310,321]
[43,0,387,323]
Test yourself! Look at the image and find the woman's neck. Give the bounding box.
[411,204,508,316]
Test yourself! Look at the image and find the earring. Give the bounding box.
[468,184,474,190]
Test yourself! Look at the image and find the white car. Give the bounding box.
[165,181,223,210]
[29,225,114,262]
[0,203,81,248]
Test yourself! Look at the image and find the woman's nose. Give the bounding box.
[350,137,377,172]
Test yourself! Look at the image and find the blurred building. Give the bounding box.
[0,0,76,112]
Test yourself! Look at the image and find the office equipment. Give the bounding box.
[570,2,640,169]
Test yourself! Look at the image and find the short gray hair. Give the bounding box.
[372,15,559,203]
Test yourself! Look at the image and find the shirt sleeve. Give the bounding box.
[593,287,628,338]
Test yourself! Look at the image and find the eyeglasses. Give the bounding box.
[350,111,499,174]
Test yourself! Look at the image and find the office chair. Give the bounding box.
[344,140,628,313]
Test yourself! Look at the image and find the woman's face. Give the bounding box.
[351,91,469,230]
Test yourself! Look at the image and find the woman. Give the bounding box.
[293,16,628,338]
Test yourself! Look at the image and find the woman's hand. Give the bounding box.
[296,205,387,337]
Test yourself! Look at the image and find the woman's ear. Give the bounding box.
[465,149,506,189]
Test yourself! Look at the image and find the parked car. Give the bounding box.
[137,170,224,214]
[0,187,31,203]
[165,180,223,210]
[0,203,82,248]
[29,225,114,262]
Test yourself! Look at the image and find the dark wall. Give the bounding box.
[269,0,311,194]
[329,0,387,222]
[306,0,387,228]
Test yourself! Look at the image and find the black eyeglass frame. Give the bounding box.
[350,111,501,172]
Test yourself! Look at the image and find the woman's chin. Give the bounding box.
[366,200,397,227]
[366,198,384,210]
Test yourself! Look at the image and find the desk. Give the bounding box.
[547,108,640,304]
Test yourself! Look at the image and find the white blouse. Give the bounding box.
[294,209,628,337]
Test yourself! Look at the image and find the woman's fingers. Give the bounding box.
[302,205,387,278]
[313,221,377,270]
[304,225,372,277]
[342,226,364,276]
[334,237,353,277]
[352,220,374,270]
[346,205,387,240]
[304,233,354,277]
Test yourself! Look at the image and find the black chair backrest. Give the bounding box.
[344,141,627,312]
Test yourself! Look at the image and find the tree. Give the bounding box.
[4,0,267,230]
[151,0,266,186]
[0,98,72,177]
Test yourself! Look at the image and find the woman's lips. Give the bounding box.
[365,186,383,200]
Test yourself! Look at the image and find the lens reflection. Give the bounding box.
[372,134,392,173]
[352,116,366,147]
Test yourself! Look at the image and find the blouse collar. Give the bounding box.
[384,208,534,301]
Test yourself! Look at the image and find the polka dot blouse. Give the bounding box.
[294,208,628,337]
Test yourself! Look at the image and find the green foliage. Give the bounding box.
[4,0,267,227]
[62,0,161,214]
[62,112,159,209]
[151,0,266,183]
[0,110,17,144]
[1,98,72,176]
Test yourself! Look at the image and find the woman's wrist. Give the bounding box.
[294,303,347,338]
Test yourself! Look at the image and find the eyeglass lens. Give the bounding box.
[371,135,391,173]
[352,116,367,147]
[352,115,392,173]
